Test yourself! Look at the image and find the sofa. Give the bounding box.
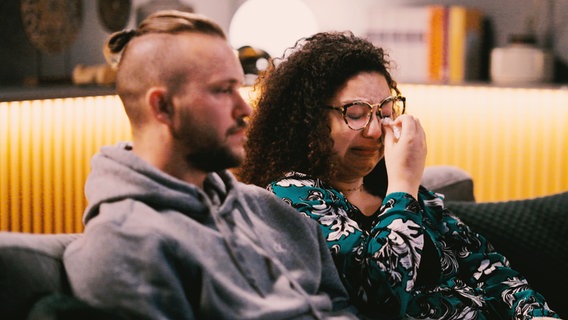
[0,233,81,319]
[1,166,566,319]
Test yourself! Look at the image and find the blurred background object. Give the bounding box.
[229,0,318,58]
[490,34,554,85]
[20,0,83,54]
[72,64,116,86]
[98,0,132,32]
[237,46,270,85]
[136,0,194,24]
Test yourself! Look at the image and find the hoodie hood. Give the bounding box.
[83,142,235,224]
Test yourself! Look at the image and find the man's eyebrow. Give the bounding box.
[211,78,243,86]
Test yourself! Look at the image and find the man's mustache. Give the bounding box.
[227,117,248,135]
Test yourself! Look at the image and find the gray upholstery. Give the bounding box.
[422,165,475,202]
[0,232,80,319]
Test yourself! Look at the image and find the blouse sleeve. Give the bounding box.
[419,189,559,319]
[269,175,426,318]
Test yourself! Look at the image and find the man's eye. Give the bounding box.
[214,87,233,94]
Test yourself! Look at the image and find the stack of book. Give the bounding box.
[366,5,484,84]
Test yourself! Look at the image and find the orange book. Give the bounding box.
[428,5,448,82]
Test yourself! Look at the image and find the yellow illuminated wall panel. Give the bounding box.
[401,84,568,202]
[1,85,567,233]
[0,96,130,233]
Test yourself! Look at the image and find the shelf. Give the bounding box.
[0,85,116,102]
[399,81,568,90]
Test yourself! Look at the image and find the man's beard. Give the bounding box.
[186,146,242,172]
[175,117,247,172]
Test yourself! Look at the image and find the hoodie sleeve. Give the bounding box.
[63,200,196,320]
[239,183,356,316]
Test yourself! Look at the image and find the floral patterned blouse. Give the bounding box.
[268,172,558,320]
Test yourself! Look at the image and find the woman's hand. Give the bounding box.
[382,114,427,199]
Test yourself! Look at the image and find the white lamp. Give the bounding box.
[228,0,319,58]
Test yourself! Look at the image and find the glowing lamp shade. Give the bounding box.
[229,0,319,58]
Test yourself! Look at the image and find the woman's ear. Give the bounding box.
[147,87,173,125]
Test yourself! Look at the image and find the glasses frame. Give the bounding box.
[326,95,406,131]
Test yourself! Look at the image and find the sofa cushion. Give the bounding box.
[447,191,568,318]
[0,232,80,319]
[26,292,125,320]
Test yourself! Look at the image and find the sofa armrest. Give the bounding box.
[0,232,80,319]
[422,165,475,202]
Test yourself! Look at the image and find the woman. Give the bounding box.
[238,31,558,319]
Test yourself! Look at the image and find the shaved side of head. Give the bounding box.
[103,10,226,130]
[116,35,190,128]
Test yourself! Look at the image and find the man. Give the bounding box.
[63,10,355,320]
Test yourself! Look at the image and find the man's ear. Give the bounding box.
[147,87,173,125]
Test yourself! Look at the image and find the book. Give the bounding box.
[447,6,484,83]
[428,5,448,82]
[365,5,484,84]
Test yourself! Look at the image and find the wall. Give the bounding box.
[0,0,239,86]
[302,0,568,82]
[303,0,567,50]
[2,85,566,232]
[1,0,567,86]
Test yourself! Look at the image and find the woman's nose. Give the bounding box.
[362,113,382,139]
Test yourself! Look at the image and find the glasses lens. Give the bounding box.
[380,98,405,119]
[344,102,371,130]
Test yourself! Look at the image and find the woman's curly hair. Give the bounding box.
[238,31,398,188]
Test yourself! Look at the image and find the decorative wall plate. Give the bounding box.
[98,0,131,32]
[20,0,83,54]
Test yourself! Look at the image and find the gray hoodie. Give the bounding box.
[63,143,354,320]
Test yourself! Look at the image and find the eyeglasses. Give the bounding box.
[326,95,406,131]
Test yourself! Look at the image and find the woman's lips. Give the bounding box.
[350,146,379,156]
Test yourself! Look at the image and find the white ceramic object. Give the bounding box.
[490,43,553,85]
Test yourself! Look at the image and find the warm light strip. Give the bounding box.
[1,85,567,233]
[400,84,568,202]
[0,96,130,233]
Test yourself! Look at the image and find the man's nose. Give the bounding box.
[235,93,253,118]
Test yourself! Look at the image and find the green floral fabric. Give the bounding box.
[268,172,558,319]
